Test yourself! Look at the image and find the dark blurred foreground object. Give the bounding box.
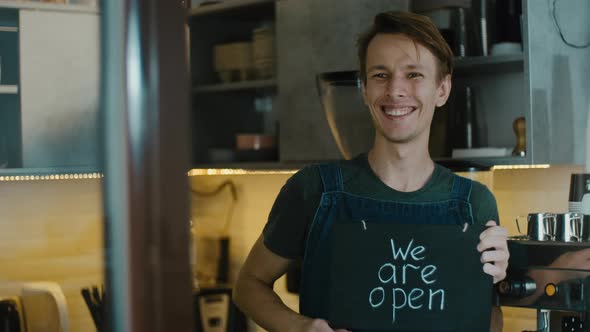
[0,297,24,332]
[100,0,193,329]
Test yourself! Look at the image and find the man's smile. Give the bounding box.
[379,105,417,118]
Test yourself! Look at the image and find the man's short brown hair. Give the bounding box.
[357,11,454,83]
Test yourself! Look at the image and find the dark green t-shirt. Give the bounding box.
[263,154,499,259]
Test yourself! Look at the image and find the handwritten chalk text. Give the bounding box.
[369,238,445,323]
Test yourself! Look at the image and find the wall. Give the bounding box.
[0,178,103,332]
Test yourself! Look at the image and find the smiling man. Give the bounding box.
[234,11,509,332]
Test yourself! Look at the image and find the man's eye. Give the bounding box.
[408,72,423,79]
[372,73,388,79]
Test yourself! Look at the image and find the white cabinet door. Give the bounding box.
[19,10,99,168]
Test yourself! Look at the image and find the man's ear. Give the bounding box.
[435,74,452,107]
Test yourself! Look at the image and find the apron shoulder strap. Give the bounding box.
[316,163,344,192]
[451,175,473,202]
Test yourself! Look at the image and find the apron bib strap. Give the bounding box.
[317,163,344,192]
[451,175,473,202]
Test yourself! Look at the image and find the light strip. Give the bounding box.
[491,164,551,170]
[0,164,551,181]
[0,173,103,182]
[0,168,298,181]
[188,168,298,176]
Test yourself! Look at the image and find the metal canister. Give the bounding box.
[556,213,585,242]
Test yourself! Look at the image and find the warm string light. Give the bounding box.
[0,173,103,182]
[0,169,294,181]
[491,164,551,170]
[188,168,298,176]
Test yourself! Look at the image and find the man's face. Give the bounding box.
[362,33,451,145]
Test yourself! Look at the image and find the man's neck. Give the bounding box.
[367,139,435,192]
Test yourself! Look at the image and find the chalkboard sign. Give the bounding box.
[329,223,492,331]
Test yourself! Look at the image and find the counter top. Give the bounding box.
[0,1,98,14]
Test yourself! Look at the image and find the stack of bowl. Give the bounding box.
[252,24,275,79]
[213,41,255,83]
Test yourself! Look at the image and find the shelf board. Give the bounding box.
[0,26,18,33]
[193,79,276,93]
[435,155,528,167]
[192,159,341,170]
[189,0,274,17]
[0,85,18,94]
[454,54,524,73]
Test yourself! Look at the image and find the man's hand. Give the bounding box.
[290,318,350,332]
[477,220,509,283]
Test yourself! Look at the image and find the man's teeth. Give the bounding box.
[382,107,414,116]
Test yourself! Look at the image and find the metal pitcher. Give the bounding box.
[516,213,557,241]
[556,213,585,242]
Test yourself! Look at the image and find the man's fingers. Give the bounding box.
[477,235,508,252]
[479,224,508,240]
[481,250,509,265]
[483,262,506,283]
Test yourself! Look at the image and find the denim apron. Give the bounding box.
[299,163,474,326]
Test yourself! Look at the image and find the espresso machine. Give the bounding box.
[497,211,590,331]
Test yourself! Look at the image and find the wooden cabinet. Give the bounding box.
[188,0,590,168]
[188,0,409,166]
[436,0,590,166]
[19,9,99,168]
[0,9,21,168]
[0,5,100,170]
[188,0,279,166]
[278,0,590,166]
[523,0,590,165]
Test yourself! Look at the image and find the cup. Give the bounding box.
[555,213,585,242]
[569,173,590,215]
[516,213,557,241]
